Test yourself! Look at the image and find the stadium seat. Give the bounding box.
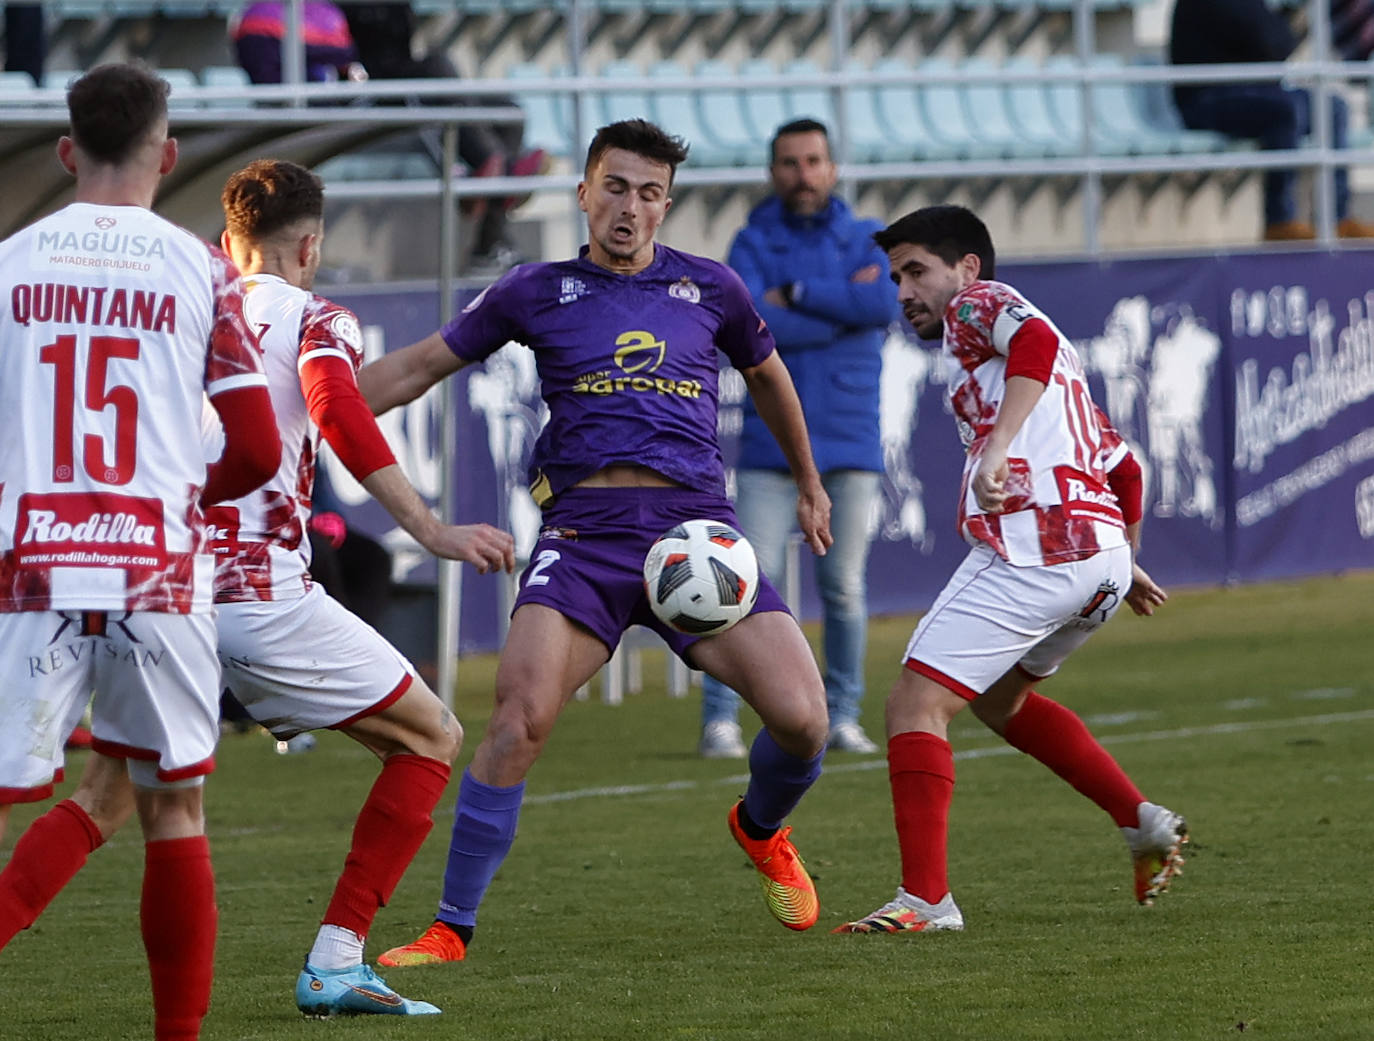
[0,70,37,96]
[506,63,573,158]
[1041,56,1134,157]
[781,59,836,129]
[158,68,201,109]
[917,57,1004,160]
[647,61,743,167]
[594,60,654,129]
[693,60,768,168]
[1002,56,1081,157]
[1085,54,1218,155]
[840,60,913,163]
[200,64,252,108]
[869,58,962,162]
[960,57,1056,160]
[738,59,790,143]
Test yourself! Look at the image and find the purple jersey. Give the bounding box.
[439,244,775,504]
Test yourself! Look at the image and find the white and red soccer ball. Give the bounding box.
[642,519,759,635]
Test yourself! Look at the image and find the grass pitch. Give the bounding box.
[4,572,1374,1040]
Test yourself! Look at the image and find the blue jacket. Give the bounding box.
[728,194,899,474]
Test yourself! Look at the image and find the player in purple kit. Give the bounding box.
[359,119,833,964]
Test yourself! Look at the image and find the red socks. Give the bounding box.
[888,732,956,904]
[0,799,103,950]
[142,835,216,1041]
[1003,691,1144,828]
[323,754,451,938]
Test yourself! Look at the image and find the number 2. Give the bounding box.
[525,548,560,587]
[39,334,141,485]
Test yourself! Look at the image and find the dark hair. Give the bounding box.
[66,62,169,165]
[874,204,996,281]
[584,119,689,185]
[770,118,830,162]
[221,159,325,241]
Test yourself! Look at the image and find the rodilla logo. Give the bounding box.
[1055,467,1122,523]
[15,492,166,569]
[204,505,241,557]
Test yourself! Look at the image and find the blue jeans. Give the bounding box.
[1176,84,1349,225]
[701,468,881,729]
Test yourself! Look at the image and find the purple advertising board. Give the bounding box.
[327,248,1374,654]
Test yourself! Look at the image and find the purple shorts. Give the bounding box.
[513,486,791,661]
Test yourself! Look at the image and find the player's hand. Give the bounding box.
[972,447,1010,513]
[1125,562,1168,616]
[797,482,833,556]
[425,523,516,574]
[763,287,789,309]
[851,264,881,284]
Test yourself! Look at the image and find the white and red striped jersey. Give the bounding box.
[941,279,1128,567]
[0,202,266,613]
[206,274,364,602]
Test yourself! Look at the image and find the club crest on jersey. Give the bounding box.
[668,277,700,304]
[95,216,116,230]
[329,311,362,349]
[559,276,587,304]
[1077,579,1120,623]
[461,286,491,313]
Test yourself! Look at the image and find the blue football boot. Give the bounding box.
[295,961,442,1017]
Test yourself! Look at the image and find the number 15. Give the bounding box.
[39,333,140,485]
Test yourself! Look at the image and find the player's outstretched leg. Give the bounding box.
[1122,802,1188,905]
[379,768,523,967]
[725,727,824,931]
[300,751,452,1012]
[295,962,440,1018]
[728,799,819,931]
[1000,691,1188,904]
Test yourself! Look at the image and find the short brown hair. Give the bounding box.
[66,63,169,165]
[874,204,997,281]
[584,119,689,185]
[221,159,324,241]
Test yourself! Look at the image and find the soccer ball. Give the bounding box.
[642,519,760,636]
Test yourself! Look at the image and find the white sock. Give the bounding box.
[308,924,365,970]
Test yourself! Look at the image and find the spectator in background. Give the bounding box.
[1169,0,1374,241]
[3,4,44,85]
[341,3,547,272]
[1332,0,1374,60]
[698,119,899,759]
[232,1,366,86]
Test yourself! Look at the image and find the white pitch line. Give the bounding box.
[522,708,1374,806]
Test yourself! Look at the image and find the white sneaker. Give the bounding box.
[1122,801,1188,905]
[699,720,747,759]
[827,721,879,754]
[833,887,964,933]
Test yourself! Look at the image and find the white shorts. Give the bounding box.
[217,585,415,740]
[0,610,220,801]
[903,543,1133,700]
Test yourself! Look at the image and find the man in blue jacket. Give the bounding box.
[700,118,900,758]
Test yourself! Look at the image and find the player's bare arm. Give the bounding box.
[974,373,1046,513]
[739,350,833,554]
[362,465,514,574]
[358,331,469,416]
